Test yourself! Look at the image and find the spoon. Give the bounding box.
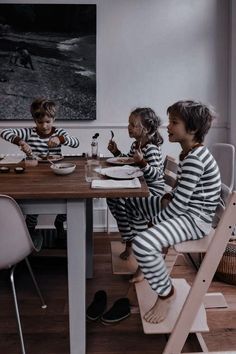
[48,158,57,167]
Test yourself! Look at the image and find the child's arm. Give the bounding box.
[154,155,203,223]
[0,128,32,154]
[0,127,31,143]
[134,145,164,180]
[53,128,79,148]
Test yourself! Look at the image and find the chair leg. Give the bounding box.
[10,265,26,354]
[25,258,47,309]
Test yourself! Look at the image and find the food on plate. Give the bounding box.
[116,157,134,164]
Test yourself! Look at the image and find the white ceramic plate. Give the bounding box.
[50,163,76,175]
[106,157,135,165]
[103,166,143,180]
[38,154,64,163]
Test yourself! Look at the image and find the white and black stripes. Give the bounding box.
[155,146,221,233]
[132,214,205,295]
[127,142,165,196]
[129,146,221,296]
[0,127,79,155]
[107,142,165,239]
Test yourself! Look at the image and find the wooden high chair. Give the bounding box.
[135,191,236,353]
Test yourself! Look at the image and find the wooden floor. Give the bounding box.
[0,232,236,354]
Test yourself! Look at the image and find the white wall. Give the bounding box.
[0,0,231,230]
[0,0,230,159]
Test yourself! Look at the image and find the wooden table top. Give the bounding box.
[0,157,149,200]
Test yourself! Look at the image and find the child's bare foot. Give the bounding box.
[144,287,176,323]
[129,266,144,283]
[120,241,132,260]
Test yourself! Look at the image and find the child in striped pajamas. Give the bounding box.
[124,100,221,323]
[107,107,165,259]
[0,97,80,237]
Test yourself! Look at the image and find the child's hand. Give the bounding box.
[48,136,60,147]
[107,140,118,154]
[19,140,32,155]
[133,145,143,163]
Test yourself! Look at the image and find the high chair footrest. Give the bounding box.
[135,278,209,334]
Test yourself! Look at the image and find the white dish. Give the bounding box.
[102,166,143,180]
[50,162,76,175]
[106,157,135,165]
[38,154,63,163]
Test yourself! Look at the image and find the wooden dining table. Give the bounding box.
[0,156,149,354]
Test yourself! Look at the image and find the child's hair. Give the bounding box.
[131,107,163,146]
[30,98,56,120]
[167,100,216,143]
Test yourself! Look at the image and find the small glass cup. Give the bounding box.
[85,158,101,182]
[24,155,38,167]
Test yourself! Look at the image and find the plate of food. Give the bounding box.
[106,156,135,165]
[102,166,143,180]
[38,154,64,163]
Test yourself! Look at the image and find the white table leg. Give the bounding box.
[67,199,86,354]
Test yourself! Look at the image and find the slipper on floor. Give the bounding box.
[86,290,107,321]
[101,298,130,324]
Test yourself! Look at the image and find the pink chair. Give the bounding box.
[0,194,47,354]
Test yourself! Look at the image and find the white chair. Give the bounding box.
[210,143,235,191]
[0,194,47,354]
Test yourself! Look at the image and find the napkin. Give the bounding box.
[0,155,24,164]
[91,177,141,189]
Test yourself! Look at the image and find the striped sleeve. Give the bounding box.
[153,146,221,225]
[141,145,164,182]
[56,128,80,148]
[159,155,203,219]
[0,128,32,144]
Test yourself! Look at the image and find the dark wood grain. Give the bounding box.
[0,157,149,199]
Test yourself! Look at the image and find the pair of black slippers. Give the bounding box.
[86,290,131,324]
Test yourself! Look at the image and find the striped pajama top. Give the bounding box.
[0,127,79,155]
[122,142,165,196]
[154,145,221,232]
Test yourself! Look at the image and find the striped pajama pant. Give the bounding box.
[123,195,205,295]
[108,195,205,295]
[107,192,163,242]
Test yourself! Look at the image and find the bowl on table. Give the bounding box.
[50,162,76,175]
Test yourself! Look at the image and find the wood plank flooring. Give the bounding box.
[0,232,236,354]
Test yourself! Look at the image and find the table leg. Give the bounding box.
[86,199,93,278]
[67,199,86,354]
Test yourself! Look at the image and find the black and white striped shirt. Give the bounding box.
[154,146,221,232]
[125,142,165,196]
[0,127,79,155]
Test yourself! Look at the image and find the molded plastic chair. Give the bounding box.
[0,194,47,354]
[210,143,235,192]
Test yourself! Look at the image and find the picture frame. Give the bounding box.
[0,3,96,121]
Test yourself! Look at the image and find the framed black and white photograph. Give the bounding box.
[0,3,96,121]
